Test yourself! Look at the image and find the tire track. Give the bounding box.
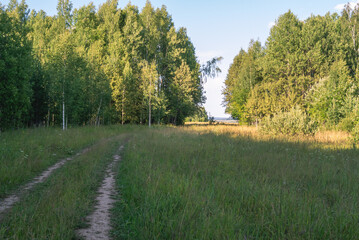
[77,145,124,240]
[0,146,92,218]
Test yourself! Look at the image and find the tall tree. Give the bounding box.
[109,3,144,124]
[140,60,158,126]
[169,61,197,125]
[223,40,263,122]
[1,0,214,129]
[0,0,32,130]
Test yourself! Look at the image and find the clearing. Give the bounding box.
[0,125,358,239]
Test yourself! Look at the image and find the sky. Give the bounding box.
[1,0,356,117]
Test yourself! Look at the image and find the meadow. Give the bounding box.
[113,125,359,239]
[0,125,358,239]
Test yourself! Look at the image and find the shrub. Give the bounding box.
[351,122,359,148]
[337,117,355,132]
[260,106,318,135]
[208,116,215,125]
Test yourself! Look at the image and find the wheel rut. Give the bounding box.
[0,146,92,219]
[77,145,124,240]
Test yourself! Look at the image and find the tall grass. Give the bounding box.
[112,126,359,239]
[1,125,357,239]
[187,125,352,147]
[0,125,135,198]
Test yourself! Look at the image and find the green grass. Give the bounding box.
[0,125,135,198]
[1,125,359,239]
[112,127,359,239]
[0,133,128,239]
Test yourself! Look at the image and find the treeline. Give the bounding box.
[224,6,359,132]
[0,0,219,131]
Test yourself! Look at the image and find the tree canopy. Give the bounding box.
[223,6,359,130]
[0,0,218,130]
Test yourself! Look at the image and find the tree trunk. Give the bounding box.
[149,94,151,127]
[62,93,65,130]
[96,98,102,126]
[62,63,66,130]
[121,89,125,125]
[47,109,50,127]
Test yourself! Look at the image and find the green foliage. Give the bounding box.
[260,106,318,135]
[224,7,359,131]
[140,60,158,126]
[263,11,303,80]
[351,122,359,148]
[200,56,223,80]
[0,1,32,130]
[306,60,357,126]
[184,106,208,122]
[338,116,356,132]
[223,40,263,122]
[168,61,198,125]
[0,0,210,129]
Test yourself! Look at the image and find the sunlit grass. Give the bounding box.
[113,126,359,239]
[184,125,352,148]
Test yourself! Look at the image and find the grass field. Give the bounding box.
[113,125,359,239]
[1,125,358,239]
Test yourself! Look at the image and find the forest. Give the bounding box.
[224,5,359,136]
[0,0,221,131]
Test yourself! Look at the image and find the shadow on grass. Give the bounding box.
[113,127,359,239]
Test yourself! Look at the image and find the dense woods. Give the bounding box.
[0,0,219,131]
[224,6,359,133]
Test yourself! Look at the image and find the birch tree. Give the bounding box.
[140,60,158,126]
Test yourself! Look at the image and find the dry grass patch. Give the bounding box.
[183,125,353,149]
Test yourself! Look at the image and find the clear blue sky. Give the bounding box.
[1,0,352,117]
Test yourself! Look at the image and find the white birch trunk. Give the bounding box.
[121,90,124,125]
[62,96,65,130]
[149,94,151,127]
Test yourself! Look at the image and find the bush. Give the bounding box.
[260,106,318,136]
[351,123,359,148]
[208,116,215,125]
[337,117,355,132]
[184,107,209,123]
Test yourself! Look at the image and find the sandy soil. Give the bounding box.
[77,145,124,240]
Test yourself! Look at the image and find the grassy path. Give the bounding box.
[0,126,142,239]
[0,145,91,218]
[0,126,133,198]
[77,145,124,240]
